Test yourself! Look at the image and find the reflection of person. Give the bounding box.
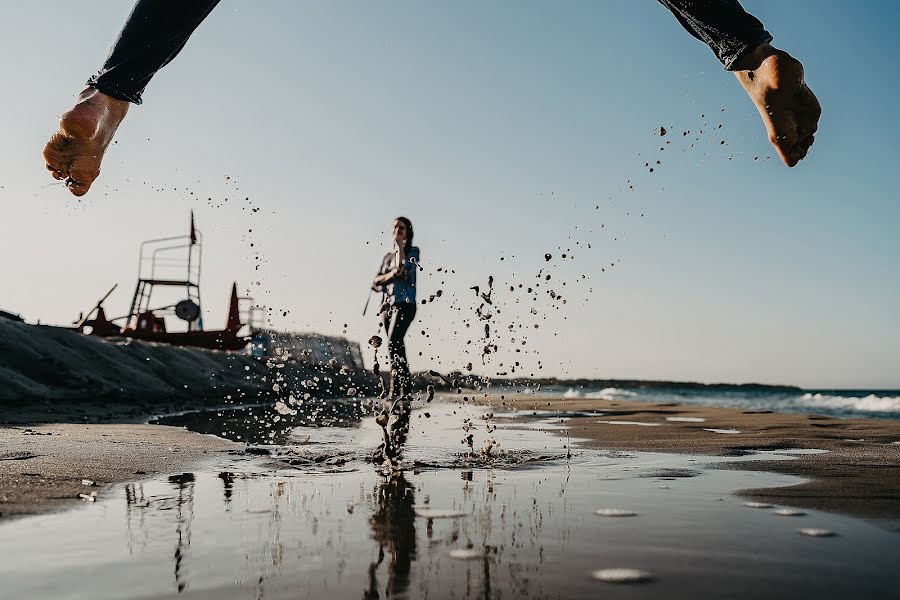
[372,217,419,399]
[45,1,821,197]
[364,475,417,599]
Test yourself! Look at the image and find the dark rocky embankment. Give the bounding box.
[0,319,375,424]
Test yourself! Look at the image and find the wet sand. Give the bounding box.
[3,395,899,528]
[489,394,900,522]
[0,424,239,520]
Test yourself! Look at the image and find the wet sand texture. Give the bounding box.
[0,424,239,520]
[491,395,900,521]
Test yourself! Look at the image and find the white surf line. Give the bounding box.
[703,428,741,434]
[665,416,706,422]
[596,420,662,427]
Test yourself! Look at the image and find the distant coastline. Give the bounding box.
[490,378,804,394]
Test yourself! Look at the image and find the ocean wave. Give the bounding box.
[800,393,900,413]
[563,387,638,400]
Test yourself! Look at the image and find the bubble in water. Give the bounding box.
[592,568,654,583]
[594,508,638,517]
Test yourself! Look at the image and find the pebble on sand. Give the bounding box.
[774,509,806,517]
[799,528,837,537]
[665,416,705,423]
[743,501,775,509]
[592,568,655,583]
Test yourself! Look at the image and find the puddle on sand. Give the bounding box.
[1,401,899,599]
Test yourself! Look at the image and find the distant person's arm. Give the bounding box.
[658,0,821,167]
[373,253,404,290]
[45,0,221,196]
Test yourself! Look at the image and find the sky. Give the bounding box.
[2,1,899,389]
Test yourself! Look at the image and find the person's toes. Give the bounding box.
[65,178,93,197]
[43,134,72,178]
[796,135,814,161]
[770,135,799,167]
[67,163,100,197]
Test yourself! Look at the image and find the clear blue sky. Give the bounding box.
[1,1,898,388]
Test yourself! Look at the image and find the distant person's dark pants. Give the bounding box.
[87,0,771,105]
[381,303,416,396]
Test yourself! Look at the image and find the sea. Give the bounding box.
[533,384,900,420]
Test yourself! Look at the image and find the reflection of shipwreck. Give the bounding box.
[74,213,260,351]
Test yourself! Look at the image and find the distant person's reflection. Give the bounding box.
[218,471,235,509]
[168,473,196,594]
[364,474,417,599]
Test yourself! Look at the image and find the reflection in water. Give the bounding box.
[365,474,417,599]
[125,473,196,594]
[168,473,195,594]
[218,471,236,510]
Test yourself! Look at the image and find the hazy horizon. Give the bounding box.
[2,1,899,389]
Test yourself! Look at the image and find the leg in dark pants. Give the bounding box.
[381,304,417,399]
[45,0,221,196]
[88,0,221,103]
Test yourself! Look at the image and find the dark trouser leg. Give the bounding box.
[381,304,416,398]
[657,0,772,70]
[87,0,221,104]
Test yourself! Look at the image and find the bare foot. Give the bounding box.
[733,44,821,167]
[44,88,129,196]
